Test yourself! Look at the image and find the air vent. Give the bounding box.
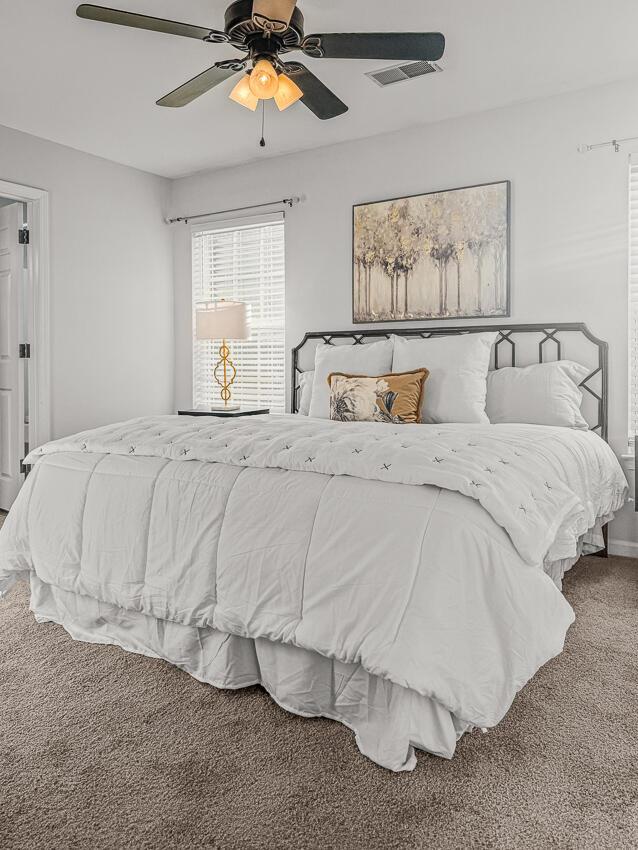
[366,60,442,88]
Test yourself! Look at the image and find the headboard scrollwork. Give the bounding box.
[291,323,608,440]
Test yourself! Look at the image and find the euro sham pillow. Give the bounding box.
[309,339,394,419]
[391,332,497,424]
[486,360,590,429]
[328,369,429,424]
[297,370,314,415]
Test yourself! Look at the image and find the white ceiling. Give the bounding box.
[1,1,638,178]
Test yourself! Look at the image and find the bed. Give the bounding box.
[0,323,628,772]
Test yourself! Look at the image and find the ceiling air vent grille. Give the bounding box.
[366,60,442,88]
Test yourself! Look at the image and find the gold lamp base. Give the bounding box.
[213,339,239,409]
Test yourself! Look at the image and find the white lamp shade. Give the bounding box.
[196,301,249,341]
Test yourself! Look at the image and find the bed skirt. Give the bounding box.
[27,574,470,772]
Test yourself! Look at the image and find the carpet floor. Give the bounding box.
[1,522,637,848]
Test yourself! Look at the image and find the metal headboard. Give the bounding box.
[291,323,608,440]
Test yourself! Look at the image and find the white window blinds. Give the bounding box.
[192,216,285,413]
[630,160,638,441]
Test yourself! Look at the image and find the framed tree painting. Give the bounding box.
[353,180,510,323]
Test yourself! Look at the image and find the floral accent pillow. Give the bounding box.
[328,369,429,424]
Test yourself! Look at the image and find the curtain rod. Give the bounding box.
[577,136,638,154]
[166,196,301,224]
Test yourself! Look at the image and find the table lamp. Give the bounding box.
[196,301,249,410]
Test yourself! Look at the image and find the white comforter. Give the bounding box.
[0,415,627,737]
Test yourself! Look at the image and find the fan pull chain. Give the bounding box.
[259,100,266,148]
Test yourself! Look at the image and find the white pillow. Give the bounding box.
[297,371,314,415]
[308,339,394,419]
[486,360,590,429]
[392,332,497,424]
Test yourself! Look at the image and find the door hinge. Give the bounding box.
[19,343,31,359]
[18,226,29,245]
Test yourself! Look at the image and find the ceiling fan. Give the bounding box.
[76,1,445,120]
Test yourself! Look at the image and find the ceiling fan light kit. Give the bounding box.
[229,67,301,113]
[76,1,445,126]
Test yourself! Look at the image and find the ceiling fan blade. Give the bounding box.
[252,0,297,33]
[284,63,347,120]
[301,32,445,61]
[76,4,229,43]
[157,64,241,108]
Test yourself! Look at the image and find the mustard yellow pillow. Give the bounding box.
[327,369,429,424]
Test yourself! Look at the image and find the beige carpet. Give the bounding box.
[0,514,637,848]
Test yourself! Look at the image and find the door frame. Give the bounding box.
[0,178,50,449]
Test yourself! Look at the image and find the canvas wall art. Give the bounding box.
[353,181,510,323]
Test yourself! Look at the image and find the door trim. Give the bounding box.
[0,178,50,448]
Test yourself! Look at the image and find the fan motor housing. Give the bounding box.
[224,0,305,51]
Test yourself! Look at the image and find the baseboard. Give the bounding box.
[608,538,638,558]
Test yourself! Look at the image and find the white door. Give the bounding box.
[0,204,24,510]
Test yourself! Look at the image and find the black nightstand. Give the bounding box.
[178,408,270,418]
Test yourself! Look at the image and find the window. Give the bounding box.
[192,215,285,413]
[630,160,638,442]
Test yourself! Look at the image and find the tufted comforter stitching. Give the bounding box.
[0,415,627,731]
[26,415,627,566]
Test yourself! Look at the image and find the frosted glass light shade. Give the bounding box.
[249,59,279,99]
[196,301,249,341]
[229,75,258,111]
[274,73,303,111]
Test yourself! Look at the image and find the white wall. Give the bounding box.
[171,76,638,546]
[0,123,173,439]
